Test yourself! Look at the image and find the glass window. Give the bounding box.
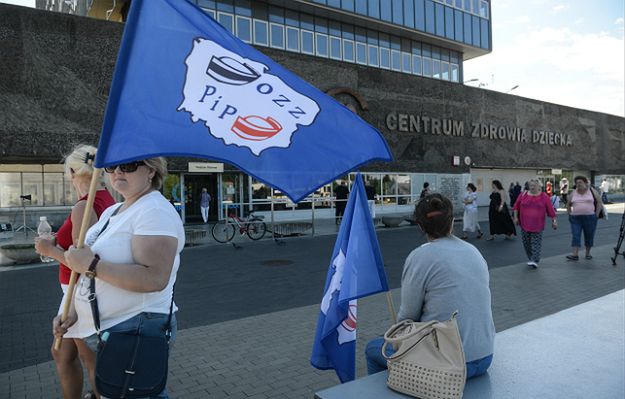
[23,172,43,206]
[251,1,268,19]
[412,55,422,75]
[455,0,462,8]
[412,40,421,55]
[329,21,341,37]
[480,18,489,49]
[216,0,234,12]
[218,12,234,33]
[301,30,314,54]
[204,9,216,19]
[435,2,445,36]
[450,50,459,63]
[342,23,354,40]
[441,61,450,80]
[44,173,64,206]
[422,43,431,57]
[431,45,440,60]
[402,52,411,73]
[270,23,285,49]
[480,0,488,18]
[451,63,459,82]
[463,12,472,44]
[367,30,378,45]
[286,26,300,51]
[382,174,397,204]
[473,0,479,15]
[343,39,355,62]
[285,9,298,26]
[0,173,20,207]
[392,0,403,24]
[316,33,329,57]
[330,36,342,59]
[472,15,480,47]
[381,0,392,21]
[368,45,379,66]
[425,0,435,34]
[300,13,314,30]
[397,174,411,204]
[269,6,284,23]
[415,0,425,30]
[391,49,401,71]
[253,19,268,46]
[380,47,391,69]
[234,0,251,16]
[454,9,463,41]
[423,57,432,77]
[403,0,414,28]
[342,0,355,12]
[445,6,454,39]
[355,0,367,15]
[368,0,380,18]
[356,42,367,64]
[463,0,471,12]
[378,32,390,47]
[432,59,441,78]
[236,16,252,43]
[390,35,401,50]
[198,0,216,8]
[441,48,450,62]
[328,0,341,7]
[315,17,328,33]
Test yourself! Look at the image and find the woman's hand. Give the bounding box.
[551,219,558,230]
[52,312,77,339]
[64,245,95,274]
[513,216,519,225]
[34,237,55,258]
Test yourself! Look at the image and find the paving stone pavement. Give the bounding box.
[1,243,623,399]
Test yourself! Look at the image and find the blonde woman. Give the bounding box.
[35,144,115,399]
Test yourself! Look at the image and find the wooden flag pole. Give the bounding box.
[386,291,397,324]
[54,166,102,351]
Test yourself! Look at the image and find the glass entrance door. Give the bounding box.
[183,174,218,224]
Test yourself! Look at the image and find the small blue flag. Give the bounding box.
[94,0,392,202]
[310,173,389,382]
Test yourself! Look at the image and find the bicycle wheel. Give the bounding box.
[246,220,267,240]
[212,220,235,243]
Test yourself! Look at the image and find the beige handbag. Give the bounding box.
[383,312,466,399]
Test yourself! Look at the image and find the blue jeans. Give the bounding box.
[569,214,597,248]
[365,337,493,379]
[86,312,177,399]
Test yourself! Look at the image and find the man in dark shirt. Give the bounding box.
[335,182,349,225]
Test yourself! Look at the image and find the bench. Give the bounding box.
[315,290,624,399]
[381,214,412,228]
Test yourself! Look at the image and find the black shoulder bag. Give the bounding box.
[87,207,175,398]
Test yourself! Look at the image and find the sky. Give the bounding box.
[2,0,624,117]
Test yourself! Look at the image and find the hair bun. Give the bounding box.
[430,197,443,210]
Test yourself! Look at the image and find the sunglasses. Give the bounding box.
[104,161,145,174]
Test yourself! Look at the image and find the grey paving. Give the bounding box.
[1,243,623,399]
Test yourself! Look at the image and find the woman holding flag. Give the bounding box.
[53,157,185,398]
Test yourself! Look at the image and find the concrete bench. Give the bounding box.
[315,290,624,399]
[381,214,412,228]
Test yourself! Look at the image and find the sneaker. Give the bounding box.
[527,262,538,269]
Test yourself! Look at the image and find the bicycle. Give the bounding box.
[211,211,267,243]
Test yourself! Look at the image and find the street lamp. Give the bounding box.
[506,85,519,94]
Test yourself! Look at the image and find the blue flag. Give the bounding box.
[310,173,389,382]
[94,0,392,202]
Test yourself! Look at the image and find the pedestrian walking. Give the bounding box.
[545,181,553,197]
[200,187,211,223]
[599,178,610,204]
[365,194,495,378]
[512,178,557,269]
[461,183,483,239]
[508,182,515,207]
[34,144,116,399]
[559,177,569,206]
[419,182,430,199]
[487,180,516,240]
[364,182,376,218]
[566,176,604,260]
[334,181,349,224]
[57,157,185,399]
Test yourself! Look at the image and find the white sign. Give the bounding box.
[188,162,224,173]
[551,169,562,175]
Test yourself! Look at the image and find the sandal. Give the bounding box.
[566,255,579,261]
[477,232,483,239]
[486,236,494,241]
[585,255,593,260]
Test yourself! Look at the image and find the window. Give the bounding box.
[415,0,425,31]
[286,26,299,51]
[285,9,298,26]
[270,23,285,49]
[236,16,251,43]
[342,0,355,12]
[441,61,450,80]
[44,173,64,206]
[23,173,43,206]
[392,0,403,24]
[463,0,471,12]
[455,0,462,8]
[380,47,391,69]
[0,173,20,207]
[381,0,392,21]
[368,45,379,66]
[328,0,341,7]
[368,0,380,18]
[445,6,454,39]
[204,9,216,19]
[330,36,342,59]
[432,59,441,79]
[480,0,488,18]
[397,175,411,204]
[355,0,367,15]
[402,52,411,73]
[473,0,479,15]
[412,54,422,75]
[382,174,398,204]
[301,29,314,54]
[403,0,414,28]
[480,18,489,49]
[423,57,432,77]
[316,33,329,57]
[472,15,480,47]
[435,2,445,37]
[425,0,435,34]
[356,42,367,64]
[463,13,472,44]
[253,19,268,46]
[234,0,251,16]
[454,9,463,42]
[343,39,355,62]
[451,63,459,82]
[218,12,234,33]
[198,0,216,8]
[217,0,234,12]
[391,50,401,71]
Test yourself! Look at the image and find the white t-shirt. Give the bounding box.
[69,191,185,338]
[463,191,478,211]
[600,181,609,193]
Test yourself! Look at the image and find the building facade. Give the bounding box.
[1,1,624,228]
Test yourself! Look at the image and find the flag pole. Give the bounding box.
[386,291,397,324]
[54,165,101,351]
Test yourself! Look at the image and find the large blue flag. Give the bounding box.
[310,173,389,382]
[94,0,392,202]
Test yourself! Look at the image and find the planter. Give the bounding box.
[0,243,41,264]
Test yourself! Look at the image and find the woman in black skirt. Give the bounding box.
[487,180,516,240]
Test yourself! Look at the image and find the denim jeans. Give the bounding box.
[85,312,177,399]
[569,214,597,248]
[365,337,493,379]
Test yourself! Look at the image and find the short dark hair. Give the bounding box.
[574,175,588,185]
[414,194,454,239]
[467,183,477,192]
[492,180,504,190]
[423,182,430,189]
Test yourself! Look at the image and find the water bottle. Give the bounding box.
[37,216,55,263]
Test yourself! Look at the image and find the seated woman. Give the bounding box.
[365,194,495,379]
